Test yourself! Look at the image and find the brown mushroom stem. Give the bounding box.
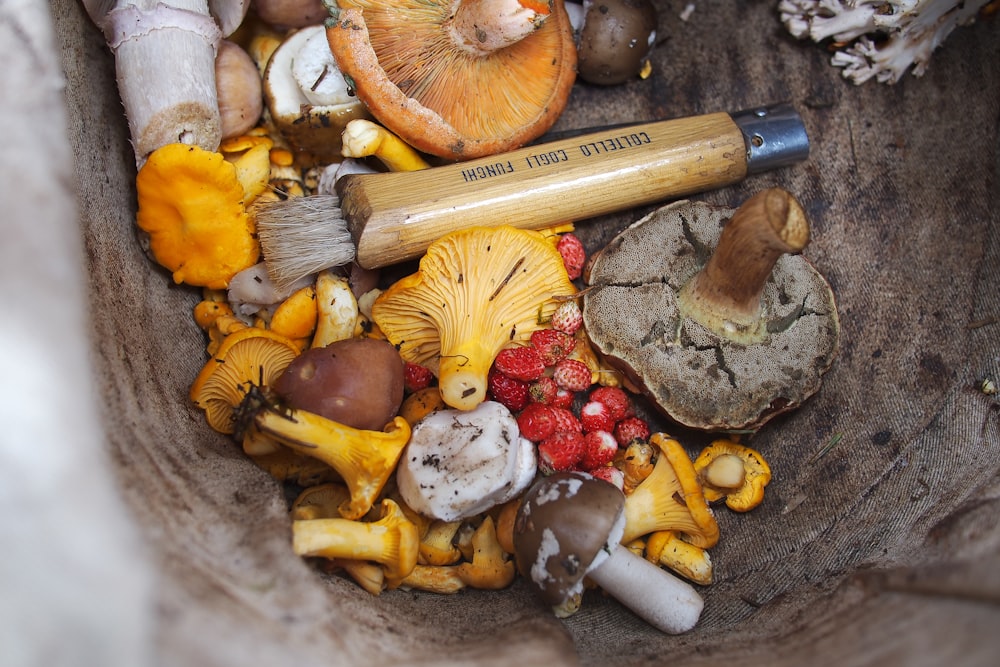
[678,188,810,344]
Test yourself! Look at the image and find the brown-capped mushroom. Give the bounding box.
[512,472,704,634]
[215,40,263,140]
[582,188,840,431]
[325,0,578,160]
[575,0,658,85]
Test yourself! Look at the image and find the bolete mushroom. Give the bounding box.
[575,0,659,85]
[583,188,840,431]
[513,472,704,634]
[325,0,578,160]
[271,337,405,433]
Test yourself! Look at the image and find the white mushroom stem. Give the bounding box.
[83,0,225,167]
[449,0,550,54]
[587,544,704,635]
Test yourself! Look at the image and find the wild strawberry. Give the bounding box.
[537,431,586,473]
[493,346,545,381]
[579,400,616,433]
[550,406,582,434]
[516,402,558,442]
[589,464,625,490]
[527,376,559,404]
[556,233,586,280]
[551,387,576,410]
[529,328,575,366]
[614,416,650,447]
[550,300,583,336]
[588,386,633,422]
[552,358,592,392]
[488,368,529,412]
[403,361,435,393]
[581,430,619,470]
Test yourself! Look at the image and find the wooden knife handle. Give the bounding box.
[337,111,747,269]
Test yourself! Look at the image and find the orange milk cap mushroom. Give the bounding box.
[325,0,577,160]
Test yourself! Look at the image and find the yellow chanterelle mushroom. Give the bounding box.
[372,226,576,410]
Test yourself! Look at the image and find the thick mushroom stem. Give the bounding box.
[83,0,226,167]
[292,499,419,581]
[448,0,551,54]
[586,542,704,634]
[678,187,810,344]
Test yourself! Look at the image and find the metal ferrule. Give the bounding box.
[731,103,810,174]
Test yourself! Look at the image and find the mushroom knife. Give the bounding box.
[256,103,808,284]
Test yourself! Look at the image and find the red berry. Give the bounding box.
[516,402,558,442]
[403,361,435,393]
[527,376,559,404]
[581,430,619,470]
[537,431,586,473]
[529,328,575,366]
[590,465,625,490]
[488,369,529,412]
[614,416,650,447]
[588,386,633,422]
[551,301,583,336]
[551,387,576,409]
[579,400,616,433]
[550,406,582,434]
[493,346,545,381]
[556,233,586,280]
[552,358,592,392]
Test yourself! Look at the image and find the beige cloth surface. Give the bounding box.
[3,0,997,665]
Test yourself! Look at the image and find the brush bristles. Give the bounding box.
[255,194,357,290]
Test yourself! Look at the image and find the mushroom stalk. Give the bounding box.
[586,544,704,634]
[82,0,229,167]
[448,0,551,54]
[678,187,810,344]
[292,499,419,581]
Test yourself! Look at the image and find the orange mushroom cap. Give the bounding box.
[326,0,577,160]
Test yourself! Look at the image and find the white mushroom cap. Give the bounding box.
[396,401,536,522]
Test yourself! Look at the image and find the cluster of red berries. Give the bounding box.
[405,232,651,481]
[485,298,650,479]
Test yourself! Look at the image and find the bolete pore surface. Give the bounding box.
[582,189,840,431]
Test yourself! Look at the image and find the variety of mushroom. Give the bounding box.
[103,0,843,638]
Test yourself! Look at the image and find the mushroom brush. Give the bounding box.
[254,103,810,289]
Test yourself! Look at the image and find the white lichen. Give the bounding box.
[777,0,991,84]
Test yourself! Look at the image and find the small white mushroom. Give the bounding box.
[396,401,536,522]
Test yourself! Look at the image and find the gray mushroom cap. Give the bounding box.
[583,195,840,431]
